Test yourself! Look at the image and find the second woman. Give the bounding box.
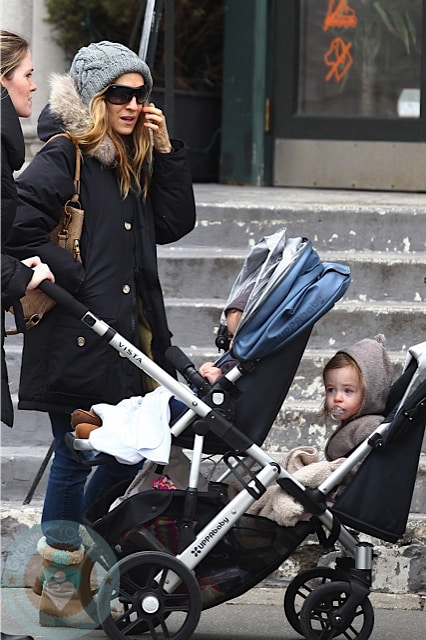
[6,40,196,625]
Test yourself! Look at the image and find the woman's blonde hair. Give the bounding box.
[320,352,365,419]
[0,30,29,79]
[68,90,153,198]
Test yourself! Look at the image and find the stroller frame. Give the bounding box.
[74,309,364,552]
[41,275,425,640]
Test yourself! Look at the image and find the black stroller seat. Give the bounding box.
[332,347,426,543]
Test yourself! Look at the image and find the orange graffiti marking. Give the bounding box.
[324,37,353,82]
[323,0,358,31]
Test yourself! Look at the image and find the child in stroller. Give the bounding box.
[32,230,426,640]
[243,333,394,527]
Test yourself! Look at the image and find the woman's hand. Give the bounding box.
[143,102,172,153]
[22,256,55,290]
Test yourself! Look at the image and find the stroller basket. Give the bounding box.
[85,484,314,610]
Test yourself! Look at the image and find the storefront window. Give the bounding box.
[298,0,423,118]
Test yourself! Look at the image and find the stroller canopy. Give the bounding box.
[221,229,351,362]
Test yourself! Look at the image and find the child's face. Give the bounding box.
[324,365,364,421]
[225,309,243,344]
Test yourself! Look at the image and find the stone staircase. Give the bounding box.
[2,184,425,593]
[2,184,425,495]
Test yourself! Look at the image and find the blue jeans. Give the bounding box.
[41,412,143,547]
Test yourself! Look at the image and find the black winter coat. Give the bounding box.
[6,78,196,415]
[1,88,33,426]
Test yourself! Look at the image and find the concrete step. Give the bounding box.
[1,446,53,504]
[1,405,52,448]
[2,443,425,515]
[164,298,425,351]
[158,247,425,303]
[189,185,426,252]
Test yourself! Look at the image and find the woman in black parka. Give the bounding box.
[6,41,195,627]
[1,30,54,430]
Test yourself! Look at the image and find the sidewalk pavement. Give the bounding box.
[1,586,425,640]
[1,500,425,640]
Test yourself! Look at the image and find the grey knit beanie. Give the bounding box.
[69,41,153,105]
[338,334,393,416]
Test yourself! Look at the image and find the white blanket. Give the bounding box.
[89,387,174,465]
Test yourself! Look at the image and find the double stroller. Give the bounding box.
[47,229,425,640]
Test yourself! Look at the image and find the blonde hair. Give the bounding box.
[321,352,365,419]
[66,91,153,198]
[0,30,29,79]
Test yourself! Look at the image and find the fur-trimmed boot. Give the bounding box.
[36,537,96,628]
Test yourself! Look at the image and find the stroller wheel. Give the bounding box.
[299,580,374,640]
[97,551,202,640]
[284,567,347,635]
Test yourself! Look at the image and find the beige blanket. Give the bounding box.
[245,447,345,526]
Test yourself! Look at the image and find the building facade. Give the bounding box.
[221,0,426,190]
[4,0,426,190]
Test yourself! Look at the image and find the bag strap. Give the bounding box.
[45,134,84,260]
[70,143,81,204]
[45,132,81,202]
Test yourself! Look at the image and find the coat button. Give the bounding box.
[122,284,131,294]
[77,336,86,347]
[124,222,132,230]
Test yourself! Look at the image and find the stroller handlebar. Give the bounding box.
[166,346,211,395]
[39,279,89,320]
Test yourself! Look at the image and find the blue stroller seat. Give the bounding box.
[174,326,312,453]
[172,231,350,453]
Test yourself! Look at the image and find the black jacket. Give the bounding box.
[1,88,33,426]
[6,75,196,414]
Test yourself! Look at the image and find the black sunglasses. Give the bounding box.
[104,84,149,105]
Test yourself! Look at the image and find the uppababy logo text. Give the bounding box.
[119,342,143,363]
[191,518,230,557]
[279,296,324,339]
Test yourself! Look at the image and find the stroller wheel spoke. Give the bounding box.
[120,572,145,594]
[97,550,201,640]
[164,591,192,614]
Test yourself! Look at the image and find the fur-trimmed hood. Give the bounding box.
[37,73,116,166]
